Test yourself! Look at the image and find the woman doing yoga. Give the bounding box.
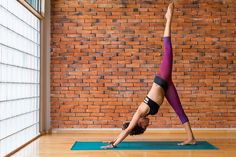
[101,2,196,149]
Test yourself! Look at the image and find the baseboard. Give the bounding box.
[52,128,236,134]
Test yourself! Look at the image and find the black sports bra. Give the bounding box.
[144,96,160,115]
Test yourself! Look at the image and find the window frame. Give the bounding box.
[17,0,45,19]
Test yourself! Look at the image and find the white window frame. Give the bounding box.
[0,0,50,156]
[17,0,45,19]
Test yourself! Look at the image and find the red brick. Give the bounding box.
[51,0,236,128]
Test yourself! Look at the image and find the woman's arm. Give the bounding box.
[114,110,142,144]
[101,106,145,149]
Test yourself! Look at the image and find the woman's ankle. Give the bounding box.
[166,19,172,24]
[188,136,196,141]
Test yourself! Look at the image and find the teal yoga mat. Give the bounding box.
[71,141,218,150]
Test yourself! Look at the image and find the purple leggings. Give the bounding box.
[157,37,189,124]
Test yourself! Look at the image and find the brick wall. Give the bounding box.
[50,0,236,128]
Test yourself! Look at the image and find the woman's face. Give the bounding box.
[137,117,149,129]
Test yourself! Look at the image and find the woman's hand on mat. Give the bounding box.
[101,144,115,149]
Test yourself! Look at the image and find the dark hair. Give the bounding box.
[122,122,146,136]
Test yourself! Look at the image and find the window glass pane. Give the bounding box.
[26,0,41,13]
[0,0,40,156]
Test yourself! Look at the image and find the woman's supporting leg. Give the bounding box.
[165,82,195,145]
[165,82,196,145]
[165,81,189,124]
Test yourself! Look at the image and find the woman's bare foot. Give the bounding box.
[165,2,174,21]
[177,138,197,146]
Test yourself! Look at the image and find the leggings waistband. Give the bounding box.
[154,75,168,91]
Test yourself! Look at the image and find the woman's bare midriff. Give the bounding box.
[147,82,165,106]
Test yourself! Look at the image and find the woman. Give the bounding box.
[101,2,196,149]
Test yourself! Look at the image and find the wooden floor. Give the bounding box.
[11,130,236,157]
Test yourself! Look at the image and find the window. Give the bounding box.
[17,0,45,19]
[0,0,41,156]
[26,0,41,12]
